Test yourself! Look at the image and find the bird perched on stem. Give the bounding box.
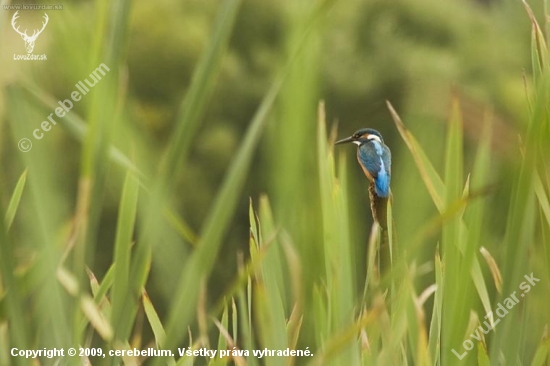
[335,128,392,270]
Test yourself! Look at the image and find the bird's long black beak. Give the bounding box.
[335,136,354,145]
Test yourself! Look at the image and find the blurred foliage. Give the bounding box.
[1,0,549,364]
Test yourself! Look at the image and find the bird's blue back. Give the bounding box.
[357,140,391,198]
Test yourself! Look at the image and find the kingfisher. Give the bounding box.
[335,128,391,230]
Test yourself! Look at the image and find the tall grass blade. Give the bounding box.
[161,0,243,183]
[162,53,279,356]
[238,278,258,366]
[143,290,177,366]
[6,87,72,351]
[387,101,444,211]
[522,0,548,81]
[317,102,359,364]
[4,170,26,230]
[213,302,229,366]
[428,249,442,365]
[441,99,467,364]
[254,197,288,366]
[111,171,140,343]
[73,2,132,340]
[130,1,246,358]
[387,101,492,320]
[492,8,550,361]
[0,188,30,358]
[530,336,550,366]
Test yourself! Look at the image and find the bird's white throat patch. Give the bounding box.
[352,140,361,146]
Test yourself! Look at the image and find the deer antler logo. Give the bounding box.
[11,11,49,54]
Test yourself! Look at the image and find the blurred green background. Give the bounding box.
[1,0,549,365]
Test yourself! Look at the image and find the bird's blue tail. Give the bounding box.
[375,172,390,198]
